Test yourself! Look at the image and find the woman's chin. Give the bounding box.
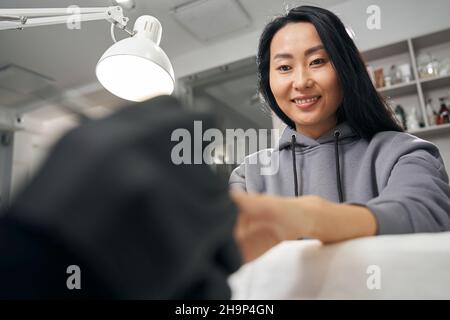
[293,118,321,128]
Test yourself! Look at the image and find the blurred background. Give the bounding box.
[1,0,450,208]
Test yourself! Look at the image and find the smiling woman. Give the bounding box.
[229,5,450,263]
[269,22,343,139]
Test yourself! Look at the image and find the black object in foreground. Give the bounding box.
[0,95,241,299]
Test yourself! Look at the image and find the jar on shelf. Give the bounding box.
[417,54,430,78]
[398,63,412,82]
[417,53,439,78]
[374,68,385,88]
[429,58,440,77]
[438,58,450,77]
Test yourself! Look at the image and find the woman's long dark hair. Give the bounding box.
[257,5,403,139]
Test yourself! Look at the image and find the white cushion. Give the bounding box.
[228,232,450,299]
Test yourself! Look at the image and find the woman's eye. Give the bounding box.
[310,58,326,66]
[277,65,291,72]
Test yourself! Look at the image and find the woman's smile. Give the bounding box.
[292,95,322,109]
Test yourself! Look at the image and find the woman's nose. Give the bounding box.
[292,70,313,90]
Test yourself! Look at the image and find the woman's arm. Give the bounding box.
[231,192,377,263]
[299,195,377,243]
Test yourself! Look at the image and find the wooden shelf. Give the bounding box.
[419,74,450,91]
[409,123,450,136]
[377,81,417,97]
[362,40,409,62]
[413,29,450,51]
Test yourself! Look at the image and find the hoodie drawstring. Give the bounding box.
[334,130,344,203]
[290,130,344,202]
[291,135,299,197]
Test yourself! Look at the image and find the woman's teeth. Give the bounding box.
[294,96,320,105]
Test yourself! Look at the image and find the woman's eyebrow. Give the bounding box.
[304,45,325,57]
[273,53,293,61]
[272,45,325,61]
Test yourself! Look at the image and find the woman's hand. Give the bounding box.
[230,192,321,263]
[230,192,377,264]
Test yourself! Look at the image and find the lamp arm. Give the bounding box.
[0,7,109,17]
[0,6,129,31]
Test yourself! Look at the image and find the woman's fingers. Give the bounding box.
[230,192,287,263]
[230,192,308,241]
[229,192,279,219]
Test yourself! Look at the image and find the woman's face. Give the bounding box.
[269,22,343,138]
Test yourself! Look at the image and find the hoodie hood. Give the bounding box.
[278,122,359,151]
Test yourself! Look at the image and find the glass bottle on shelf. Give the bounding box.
[407,107,420,131]
[389,65,400,85]
[416,105,425,128]
[425,98,437,126]
[394,105,407,130]
[437,97,450,125]
[415,109,425,128]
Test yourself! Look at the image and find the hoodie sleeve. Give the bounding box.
[364,134,450,235]
[229,164,247,192]
[229,149,272,193]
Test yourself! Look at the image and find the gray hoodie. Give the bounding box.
[229,122,450,235]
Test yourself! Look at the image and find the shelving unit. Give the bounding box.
[377,80,417,97]
[409,123,450,137]
[420,74,450,91]
[361,27,450,136]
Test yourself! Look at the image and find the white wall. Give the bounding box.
[172,0,450,78]
[10,115,78,199]
[332,0,450,51]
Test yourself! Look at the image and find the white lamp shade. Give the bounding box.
[96,36,175,102]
